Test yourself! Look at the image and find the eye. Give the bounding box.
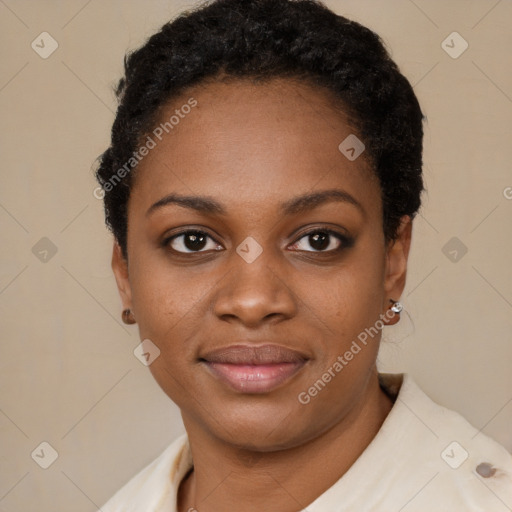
[165,230,223,253]
[289,229,350,252]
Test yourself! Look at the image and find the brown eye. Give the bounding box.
[167,231,222,253]
[307,232,331,251]
[290,230,350,252]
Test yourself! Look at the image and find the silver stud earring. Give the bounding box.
[390,300,403,314]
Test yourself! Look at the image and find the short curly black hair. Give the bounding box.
[95,0,424,259]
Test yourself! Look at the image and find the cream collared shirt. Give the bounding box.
[99,374,512,511]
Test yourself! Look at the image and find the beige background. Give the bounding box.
[0,0,511,510]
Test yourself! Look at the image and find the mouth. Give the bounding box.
[199,344,308,394]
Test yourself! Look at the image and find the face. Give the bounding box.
[113,78,411,451]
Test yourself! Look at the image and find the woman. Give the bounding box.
[95,0,512,510]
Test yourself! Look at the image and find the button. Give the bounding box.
[476,462,496,478]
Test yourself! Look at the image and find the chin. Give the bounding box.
[197,397,327,452]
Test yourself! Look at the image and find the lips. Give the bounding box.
[200,344,308,393]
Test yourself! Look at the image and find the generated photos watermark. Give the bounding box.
[93,97,197,200]
[298,307,398,405]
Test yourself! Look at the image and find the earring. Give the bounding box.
[122,309,136,325]
[390,300,403,314]
[383,299,402,326]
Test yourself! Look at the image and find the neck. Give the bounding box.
[178,371,393,512]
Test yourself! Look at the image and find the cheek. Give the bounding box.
[128,252,211,351]
[128,258,212,404]
[293,248,386,344]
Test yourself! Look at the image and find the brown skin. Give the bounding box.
[112,78,412,511]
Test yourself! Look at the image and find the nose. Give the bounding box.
[212,252,298,328]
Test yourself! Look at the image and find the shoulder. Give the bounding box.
[308,373,512,511]
[381,373,512,510]
[98,433,191,512]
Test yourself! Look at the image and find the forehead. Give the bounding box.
[130,78,381,217]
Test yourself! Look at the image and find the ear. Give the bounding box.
[111,241,133,311]
[383,215,413,301]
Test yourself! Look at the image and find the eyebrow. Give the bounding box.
[146,194,227,217]
[281,189,365,216]
[146,188,365,217]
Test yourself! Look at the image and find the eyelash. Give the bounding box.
[161,228,353,255]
